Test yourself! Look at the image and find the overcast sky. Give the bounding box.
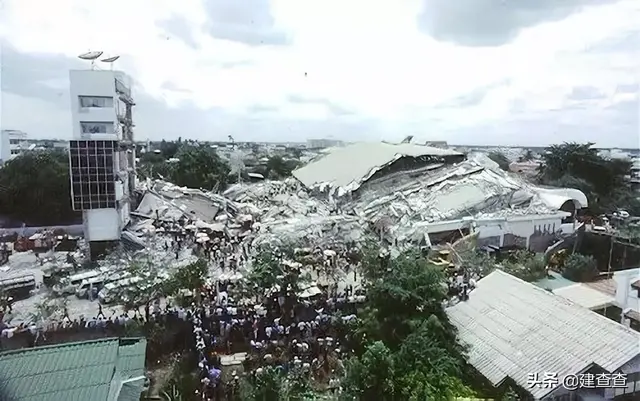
[0,0,638,147]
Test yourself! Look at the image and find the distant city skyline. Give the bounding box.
[14,134,640,152]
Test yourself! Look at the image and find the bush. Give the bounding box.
[562,254,599,282]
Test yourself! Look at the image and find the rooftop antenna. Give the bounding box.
[100,55,120,71]
[78,51,103,70]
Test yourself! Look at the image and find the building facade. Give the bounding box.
[0,129,29,163]
[68,70,136,257]
[630,159,640,193]
[306,138,344,149]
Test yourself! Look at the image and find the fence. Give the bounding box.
[0,224,84,237]
[0,316,193,364]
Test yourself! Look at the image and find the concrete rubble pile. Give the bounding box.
[129,151,570,255]
[348,153,562,243]
[125,178,364,298]
[223,179,365,248]
[129,177,365,250]
[0,145,587,328]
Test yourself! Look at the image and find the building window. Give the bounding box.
[10,150,20,155]
[79,96,113,108]
[69,140,117,210]
[9,139,20,145]
[80,122,113,135]
[612,371,640,399]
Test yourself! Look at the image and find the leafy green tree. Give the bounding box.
[0,150,80,225]
[137,152,173,180]
[158,138,181,159]
[164,259,208,296]
[518,149,535,162]
[537,142,639,214]
[393,320,475,401]
[245,251,285,292]
[342,341,397,400]
[562,253,600,282]
[543,174,595,199]
[457,247,546,283]
[500,250,547,282]
[239,366,317,401]
[487,151,511,171]
[290,148,303,159]
[265,156,300,179]
[342,249,476,400]
[159,353,201,401]
[359,251,452,349]
[169,145,231,191]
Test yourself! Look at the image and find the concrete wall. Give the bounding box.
[69,70,126,141]
[85,209,120,241]
[0,318,193,363]
[476,216,562,252]
[0,224,84,237]
[0,130,10,163]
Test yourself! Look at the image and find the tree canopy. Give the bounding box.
[138,143,232,191]
[518,149,535,162]
[487,151,511,171]
[537,142,639,214]
[561,253,599,282]
[341,248,476,400]
[0,150,80,226]
[158,138,181,159]
[137,151,173,180]
[168,145,231,191]
[263,156,300,180]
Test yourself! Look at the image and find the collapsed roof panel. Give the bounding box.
[292,142,463,192]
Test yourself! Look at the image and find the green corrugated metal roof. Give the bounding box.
[116,378,146,401]
[0,337,146,401]
[115,339,146,379]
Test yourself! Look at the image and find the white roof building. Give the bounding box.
[447,270,640,400]
[552,283,616,310]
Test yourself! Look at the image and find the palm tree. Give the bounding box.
[160,385,183,401]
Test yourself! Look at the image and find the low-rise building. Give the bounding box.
[0,337,147,401]
[447,270,640,400]
[306,138,344,149]
[0,129,29,163]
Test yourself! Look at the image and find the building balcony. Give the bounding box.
[115,79,135,105]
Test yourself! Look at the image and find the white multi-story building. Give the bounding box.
[0,130,29,163]
[306,138,344,149]
[68,69,136,257]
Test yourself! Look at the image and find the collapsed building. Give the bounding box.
[0,140,591,325]
[126,141,588,254]
[292,142,588,252]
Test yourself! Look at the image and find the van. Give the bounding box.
[99,276,143,304]
[53,270,102,296]
[75,276,107,299]
[0,274,36,300]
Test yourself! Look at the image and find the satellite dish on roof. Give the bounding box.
[78,51,103,60]
[78,51,104,70]
[100,55,120,70]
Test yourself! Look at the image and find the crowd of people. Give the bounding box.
[190,265,365,400]
[155,217,250,272]
[0,203,486,401]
